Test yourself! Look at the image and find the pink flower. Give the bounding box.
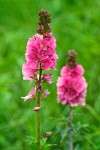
[57,64,87,107]
[37,48,52,60]
[25,50,38,62]
[22,62,37,80]
[41,58,53,70]
[69,89,87,106]
[43,73,53,84]
[21,87,36,101]
[41,89,50,99]
[43,33,56,49]
[61,65,84,78]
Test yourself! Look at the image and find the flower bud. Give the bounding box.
[38,84,42,92]
[33,107,40,111]
[43,73,53,84]
[47,17,52,23]
[67,50,77,68]
[42,132,52,138]
[38,21,42,25]
[37,9,52,35]
[41,89,50,99]
[21,87,36,102]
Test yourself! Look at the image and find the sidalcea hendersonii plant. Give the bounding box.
[57,50,87,150]
[21,9,58,150]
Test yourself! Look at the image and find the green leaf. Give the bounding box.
[45,143,57,147]
[40,138,47,147]
[25,135,37,146]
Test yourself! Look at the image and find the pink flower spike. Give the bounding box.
[57,50,87,107]
[42,89,50,99]
[21,87,36,102]
[43,73,53,84]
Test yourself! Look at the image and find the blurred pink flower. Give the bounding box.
[21,87,36,101]
[57,65,87,107]
[61,65,84,78]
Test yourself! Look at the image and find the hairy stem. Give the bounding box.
[37,63,42,150]
[68,106,73,150]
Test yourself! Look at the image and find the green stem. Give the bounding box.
[37,63,42,150]
[68,106,73,150]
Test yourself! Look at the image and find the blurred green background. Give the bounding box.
[0,0,100,149]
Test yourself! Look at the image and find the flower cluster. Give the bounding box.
[21,9,58,105]
[22,9,58,81]
[57,50,87,107]
[37,9,52,34]
[22,33,57,81]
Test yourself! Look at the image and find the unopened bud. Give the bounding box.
[37,9,52,35]
[43,73,53,84]
[41,89,50,99]
[47,17,52,23]
[42,132,52,138]
[47,26,52,33]
[37,28,40,34]
[38,21,42,25]
[67,50,77,68]
[38,84,42,92]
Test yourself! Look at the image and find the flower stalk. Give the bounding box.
[68,106,73,150]
[37,63,42,150]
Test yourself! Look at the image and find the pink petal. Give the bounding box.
[41,58,53,70]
